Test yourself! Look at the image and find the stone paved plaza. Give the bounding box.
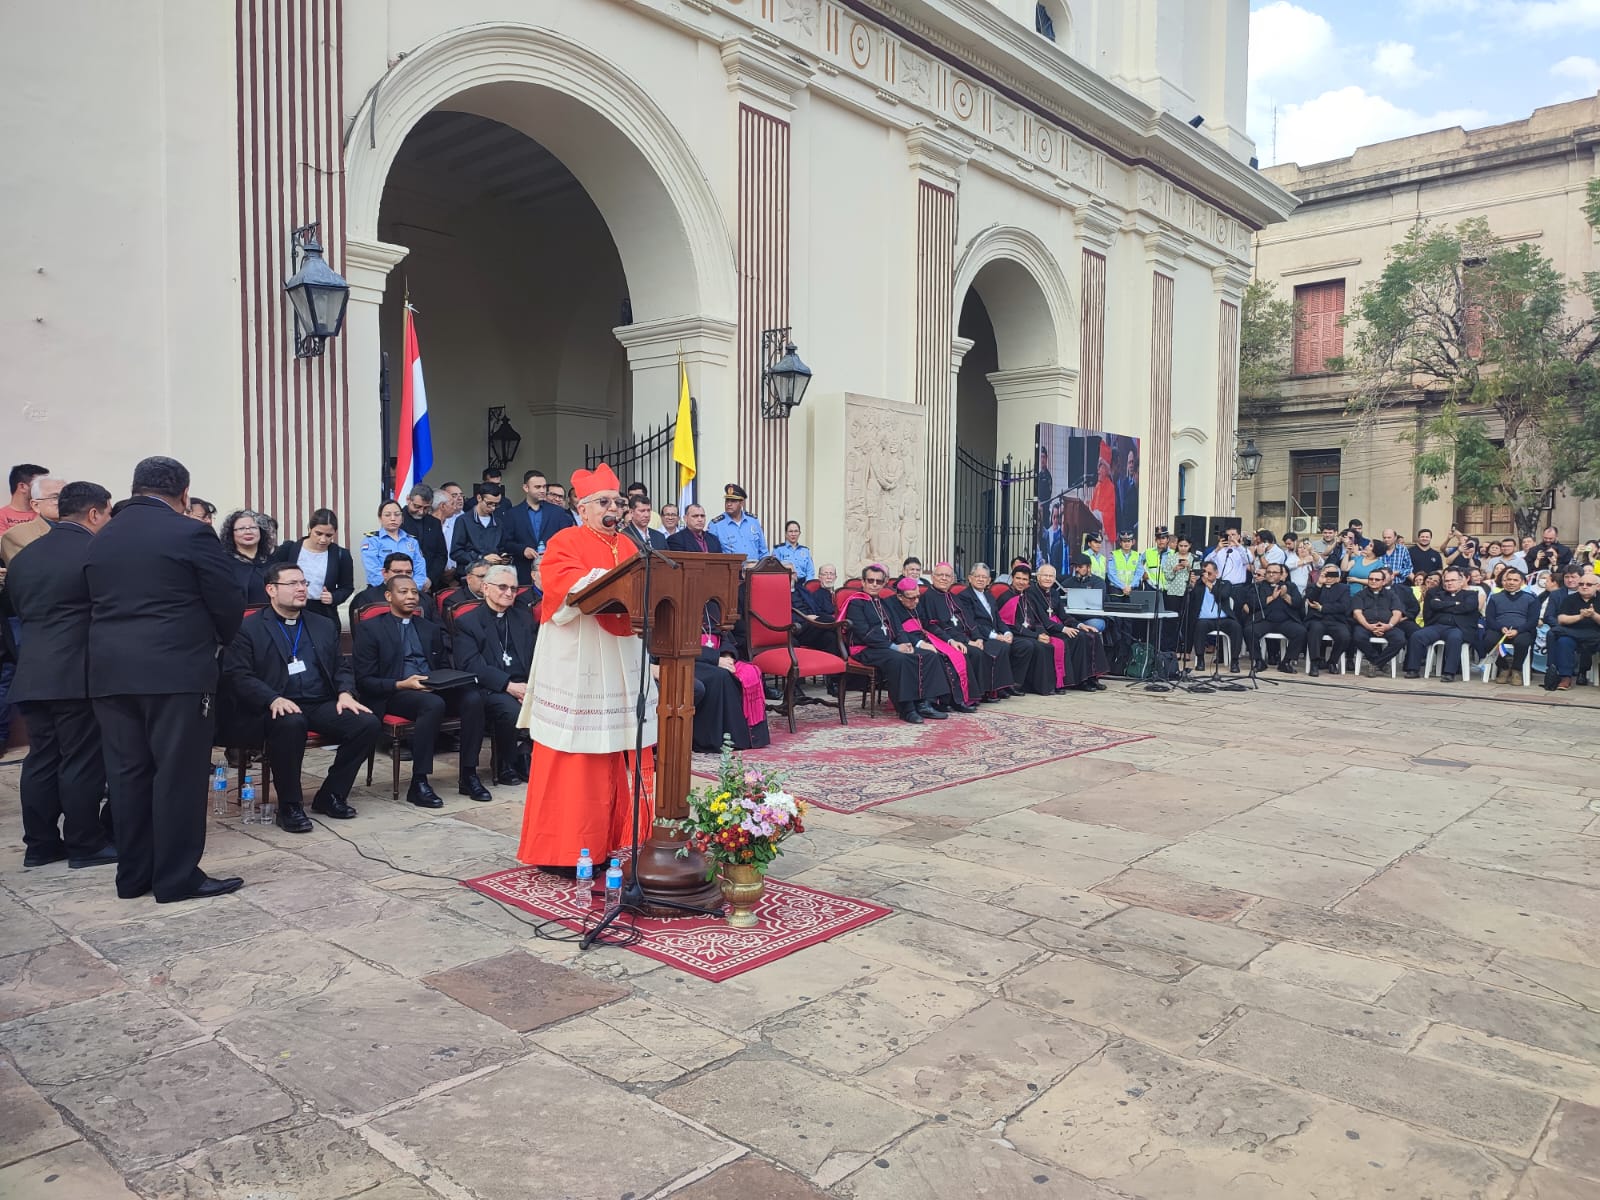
[3,677,1599,1200]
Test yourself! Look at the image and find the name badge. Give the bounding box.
[287,658,307,676]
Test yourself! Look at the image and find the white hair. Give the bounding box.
[484,564,517,587]
[31,477,64,500]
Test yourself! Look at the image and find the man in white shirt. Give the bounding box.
[1205,528,1251,586]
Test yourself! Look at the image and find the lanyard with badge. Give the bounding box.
[280,619,307,676]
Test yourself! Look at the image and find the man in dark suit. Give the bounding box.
[452,564,536,785]
[665,503,722,554]
[450,483,512,573]
[223,562,380,832]
[621,494,668,552]
[1304,565,1355,676]
[1184,560,1243,671]
[955,562,1031,695]
[7,481,116,868]
[504,469,575,585]
[351,552,439,622]
[86,457,244,902]
[353,575,489,806]
[401,485,449,588]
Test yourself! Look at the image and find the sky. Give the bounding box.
[1248,0,1600,166]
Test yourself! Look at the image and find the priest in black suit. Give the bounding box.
[353,575,489,806]
[918,561,1013,702]
[841,565,950,724]
[451,564,537,786]
[665,503,724,554]
[953,562,1030,697]
[85,457,244,903]
[7,480,116,869]
[222,561,380,832]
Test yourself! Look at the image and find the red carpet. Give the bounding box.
[696,703,1148,813]
[461,865,891,982]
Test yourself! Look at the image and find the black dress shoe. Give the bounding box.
[947,700,978,714]
[1085,679,1107,691]
[311,792,357,819]
[917,703,948,720]
[68,845,119,869]
[494,767,525,787]
[899,707,924,725]
[408,778,444,808]
[1308,663,1321,677]
[23,847,67,868]
[275,803,314,833]
[157,874,244,903]
[458,774,493,802]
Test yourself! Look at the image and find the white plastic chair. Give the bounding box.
[1258,631,1289,668]
[1204,630,1234,670]
[1424,641,1473,680]
[1353,637,1400,679]
[1476,649,1532,686]
[1305,634,1347,675]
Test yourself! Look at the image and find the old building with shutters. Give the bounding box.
[4,0,1289,571]
[1242,94,1600,544]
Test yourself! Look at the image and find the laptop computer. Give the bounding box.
[1064,587,1103,611]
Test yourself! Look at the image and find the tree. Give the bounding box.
[1341,213,1600,538]
[1238,278,1294,406]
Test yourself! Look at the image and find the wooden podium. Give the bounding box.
[566,548,748,915]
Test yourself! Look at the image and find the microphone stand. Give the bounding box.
[582,537,716,952]
[1234,571,1283,691]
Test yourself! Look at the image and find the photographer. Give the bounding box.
[1160,536,1195,654]
[1305,563,1355,676]
[1203,527,1250,586]
[1441,528,1481,572]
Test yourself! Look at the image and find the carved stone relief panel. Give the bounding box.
[844,395,927,570]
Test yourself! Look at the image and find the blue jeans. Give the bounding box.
[1551,633,1597,678]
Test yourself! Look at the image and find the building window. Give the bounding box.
[1292,279,1345,375]
[1177,462,1192,516]
[1035,3,1056,41]
[1291,451,1340,531]
[1453,503,1514,538]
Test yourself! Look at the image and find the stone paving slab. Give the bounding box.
[1088,906,1272,968]
[50,1042,297,1172]
[1245,939,1406,1001]
[1536,1100,1600,1181]
[0,1140,143,1199]
[0,939,123,1021]
[1415,1024,1600,1106]
[0,1058,80,1169]
[2,989,203,1088]
[373,1051,734,1200]
[1179,963,1426,1046]
[675,1156,833,1199]
[1018,919,1197,982]
[1474,949,1600,1010]
[1000,956,1238,1055]
[129,1116,404,1199]
[660,1058,919,1178]
[839,1123,1125,1200]
[1032,772,1273,836]
[995,882,1128,928]
[1200,1009,1558,1154]
[1235,897,1497,974]
[1381,969,1600,1062]
[1089,867,1257,921]
[529,996,744,1084]
[1008,1036,1520,1200]
[1137,830,1377,906]
[422,949,628,1032]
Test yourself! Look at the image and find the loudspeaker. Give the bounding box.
[1207,515,1241,546]
[1173,514,1209,547]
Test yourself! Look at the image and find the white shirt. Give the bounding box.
[297,546,329,598]
[1206,544,1250,585]
[442,513,461,570]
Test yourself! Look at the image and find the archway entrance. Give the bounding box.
[342,25,737,511]
[378,111,631,489]
[950,240,1074,572]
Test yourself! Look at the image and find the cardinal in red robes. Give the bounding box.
[516,463,655,872]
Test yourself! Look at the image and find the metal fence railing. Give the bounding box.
[584,407,688,509]
[953,448,1038,576]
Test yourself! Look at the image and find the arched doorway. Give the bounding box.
[342,25,736,508]
[949,229,1075,571]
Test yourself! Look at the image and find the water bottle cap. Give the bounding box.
[580,848,590,855]
[610,858,620,866]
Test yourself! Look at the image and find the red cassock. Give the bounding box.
[516,524,655,868]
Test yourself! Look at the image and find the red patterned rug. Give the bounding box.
[696,703,1148,814]
[461,866,891,982]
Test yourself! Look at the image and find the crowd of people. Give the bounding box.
[3,451,1595,895]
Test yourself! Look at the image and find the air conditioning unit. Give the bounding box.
[1289,516,1315,535]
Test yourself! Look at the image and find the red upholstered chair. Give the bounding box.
[434,585,462,611]
[951,582,967,595]
[989,583,1011,602]
[744,557,847,732]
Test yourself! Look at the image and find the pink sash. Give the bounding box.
[733,661,765,728]
[923,633,972,703]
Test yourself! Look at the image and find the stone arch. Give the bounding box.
[345,23,736,323]
[952,226,1076,372]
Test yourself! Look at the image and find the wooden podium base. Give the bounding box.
[632,828,724,918]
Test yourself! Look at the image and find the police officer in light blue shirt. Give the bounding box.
[772,519,815,581]
[708,483,767,564]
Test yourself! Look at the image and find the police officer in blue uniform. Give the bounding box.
[708,483,767,564]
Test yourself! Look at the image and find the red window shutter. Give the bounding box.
[1293,280,1344,374]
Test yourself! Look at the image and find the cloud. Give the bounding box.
[1267,86,1490,165]
[1499,0,1600,32]
[1371,41,1434,86]
[1549,53,1600,95]
[1249,2,1336,83]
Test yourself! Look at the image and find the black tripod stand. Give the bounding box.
[581,543,721,951]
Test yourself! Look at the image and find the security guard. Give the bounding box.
[1142,526,1171,589]
[708,483,768,564]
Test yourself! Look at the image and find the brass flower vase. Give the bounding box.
[717,863,765,928]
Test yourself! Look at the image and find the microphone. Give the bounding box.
[601,514,619,529]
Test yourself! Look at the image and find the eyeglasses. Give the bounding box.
[267,579,307,588]
[590,497,624,508]
[234,525,259,533]
[485,582,517,592]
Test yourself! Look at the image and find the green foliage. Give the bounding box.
[1239,278,1294,405]
[1341,214,1600,537]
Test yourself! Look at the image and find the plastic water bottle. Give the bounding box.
[241,775,258,825]
[575,848,594,907]
[605,858,623,912]
[211,765,228,816]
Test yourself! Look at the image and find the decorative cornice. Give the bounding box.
[1125,217,1186,275]
[1074,203,1121,253]
[613,315,738,368]
[1212,261,1252,301]
[986,364,1080,400]
[343,237,410,305]
[950,334,976,368]
[906,124,972,186]
[720,35,816,112]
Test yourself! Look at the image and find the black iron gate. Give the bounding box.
[583,409,684,507]
[953,448,1038,576]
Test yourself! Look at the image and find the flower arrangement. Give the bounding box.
[674,739,807,878]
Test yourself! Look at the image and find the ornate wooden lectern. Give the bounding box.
[566,549,748,915]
